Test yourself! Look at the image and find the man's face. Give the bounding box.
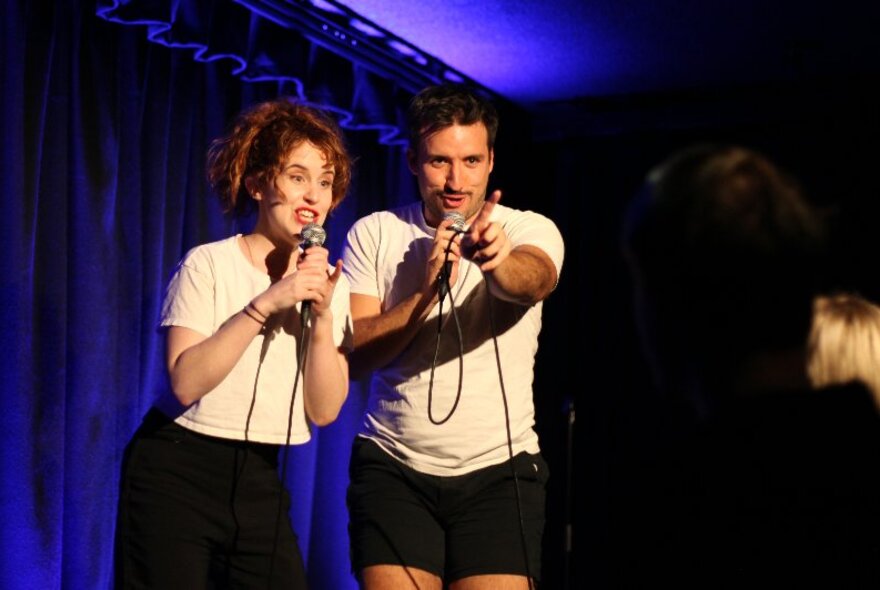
[408,122,494,227]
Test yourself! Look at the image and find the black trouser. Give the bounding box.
[115,409,307,589]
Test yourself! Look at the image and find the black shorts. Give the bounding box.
[346,437,548,582]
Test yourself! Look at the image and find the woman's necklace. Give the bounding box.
[242,234,271,333]
[243,234,257,269]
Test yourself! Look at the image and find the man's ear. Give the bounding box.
[406,147,418,175]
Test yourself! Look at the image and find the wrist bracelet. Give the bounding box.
[247,302,268,321]
[242,306,265,325]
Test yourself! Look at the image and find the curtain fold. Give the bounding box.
[96,0,411,145]
[1,1,415,587]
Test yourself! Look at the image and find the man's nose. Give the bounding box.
[445,162,463,192]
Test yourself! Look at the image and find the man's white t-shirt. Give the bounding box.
[343,202,564,475]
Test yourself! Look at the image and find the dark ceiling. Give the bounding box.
[336,0,880,110]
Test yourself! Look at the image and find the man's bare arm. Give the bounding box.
[348,291,438,380]
[463,190,558,305]
[485,244,558,305]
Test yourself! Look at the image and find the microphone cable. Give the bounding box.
[266,230,323,586]
[485,291,536,589]
[238,305,309,590]
[236,230,325,587]
[427,237,465,425]
[231,318,272,583]
[427,247,537,589]
[265,309,310,589]
[424,214,536,587]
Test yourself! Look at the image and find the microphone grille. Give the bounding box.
[443,211,466,233]
[301,223,327,247]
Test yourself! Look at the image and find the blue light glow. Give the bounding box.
[349,18,384,37]
[387,39,416,57]
[310,0,345,15]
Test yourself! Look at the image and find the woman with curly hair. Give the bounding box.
[115,98,353,589]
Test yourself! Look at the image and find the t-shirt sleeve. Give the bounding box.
[342,214,381,298]
[159,247,215,337]
[503,209,565,280]
[330,270,355,353]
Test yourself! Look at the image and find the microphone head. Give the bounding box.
[301,223,327,248]
[443,211,467,233]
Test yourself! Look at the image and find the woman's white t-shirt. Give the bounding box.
[156,235,353,445]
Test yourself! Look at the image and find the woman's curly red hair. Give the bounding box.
[206,98,352,217]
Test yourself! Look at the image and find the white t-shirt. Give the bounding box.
[343,202,564,475]
[155,235,353,445]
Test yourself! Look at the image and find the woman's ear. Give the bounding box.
[244,176,262,201]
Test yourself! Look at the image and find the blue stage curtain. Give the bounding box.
[0,1,417,588]
[95,0,411,145]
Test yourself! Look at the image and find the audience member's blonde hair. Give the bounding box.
[808,293,880,406]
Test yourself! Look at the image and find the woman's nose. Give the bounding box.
[303,184,319,203]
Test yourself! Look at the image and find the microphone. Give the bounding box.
[438,212,466,298]
[300,222,327,326]
[445,211,467,234]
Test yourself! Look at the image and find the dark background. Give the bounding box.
[2,1,879,588]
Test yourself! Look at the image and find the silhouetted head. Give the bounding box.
[624,144,827,403]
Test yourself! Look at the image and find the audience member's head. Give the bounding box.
[808,292,880,406]
[623,144,827,410]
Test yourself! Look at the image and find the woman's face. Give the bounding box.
[255,141,335,245]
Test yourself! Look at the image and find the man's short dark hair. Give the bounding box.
[406,84,499,150]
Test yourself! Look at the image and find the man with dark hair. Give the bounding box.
[342,83,564,589]
[621,144,880,587]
